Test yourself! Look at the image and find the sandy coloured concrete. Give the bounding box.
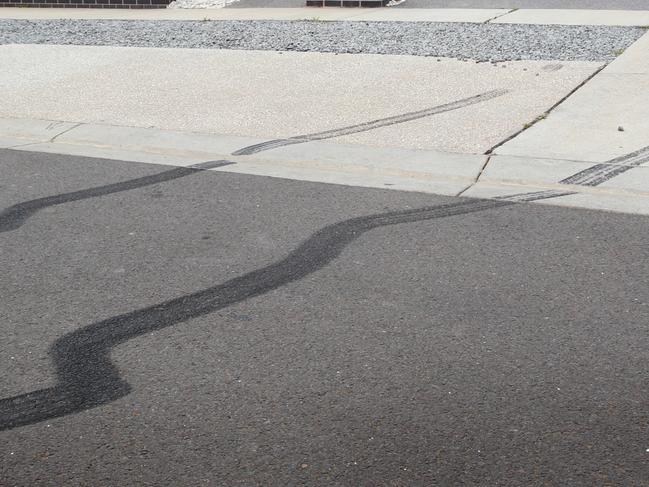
[0,44,602,155]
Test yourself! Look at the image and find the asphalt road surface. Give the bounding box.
[2,148,649,486]
[228,0,649,9]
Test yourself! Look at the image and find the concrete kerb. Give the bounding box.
[1,118,489,197]
[3,117,649,215]
[0,118,79,148]
[476,154,649,196]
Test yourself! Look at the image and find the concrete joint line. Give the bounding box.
[48,122,83,143]
[456,155,492,197]
[486,62,608,156]
[484,8,516,24]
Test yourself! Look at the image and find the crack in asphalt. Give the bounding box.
[1,102,647,430]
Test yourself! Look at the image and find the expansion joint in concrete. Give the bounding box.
[456,154,492,197]
[484,8,516,24]
[485,62,608,156]
[49,122,83,143]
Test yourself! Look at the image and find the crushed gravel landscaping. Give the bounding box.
[0,19,644,62]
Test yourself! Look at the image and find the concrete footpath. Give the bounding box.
[463,32,649,215]
[1,31,649,215]
[0,15,648,215]
[1,6,649,25]
[0,44,605,200]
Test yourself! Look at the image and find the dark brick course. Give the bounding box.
[0,0,168,7]
[1,0,388,9]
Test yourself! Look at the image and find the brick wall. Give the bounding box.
[0,0,169,7]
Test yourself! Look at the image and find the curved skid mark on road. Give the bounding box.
[0,89,647,430]
[0,90,506,234]
[0,161,234,234]
[1,138,645,431]
[232,89,509,156]
[0,198,513,431]
[1,147,648,430]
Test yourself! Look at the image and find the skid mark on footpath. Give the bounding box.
[232,90,508,155]
[0,90,506,234]
[0,79,647,429]
[1,145,648,430]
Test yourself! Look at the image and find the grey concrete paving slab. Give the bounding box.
[10,141,217,168]
[241,138,485,181]
[2,148,649,485]
[494,8,649,26]
[604,31,649,74]
[496,32,649,164]
[0,44,602,155]
[214,158,474,195]
[481,155,598,187]
[495,73,649,162]
[537,190,649,214]
[2,6,649,25]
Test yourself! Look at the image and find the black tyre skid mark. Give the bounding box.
[0,90,507,234]
[2,141,648,430]
[0,197,512,431]
[0,160,234,233]
[1,124,647,430]
[232,89,508,156]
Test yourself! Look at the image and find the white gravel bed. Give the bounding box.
[0,20,644,62]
